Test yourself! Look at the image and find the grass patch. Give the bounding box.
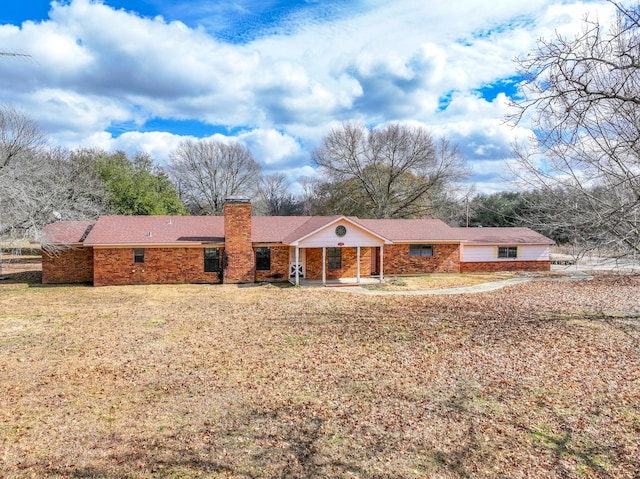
[1,273,639,477]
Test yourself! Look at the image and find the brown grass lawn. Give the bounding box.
[1,267,639,478]
[364,273,517,291]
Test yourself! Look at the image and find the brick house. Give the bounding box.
[41,197,553,286]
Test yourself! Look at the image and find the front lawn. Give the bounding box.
[1,276,639,478]
[365,273,515,291]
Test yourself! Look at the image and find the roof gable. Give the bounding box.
[284,216,392,246]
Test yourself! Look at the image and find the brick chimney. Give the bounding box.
[223,196,254,283]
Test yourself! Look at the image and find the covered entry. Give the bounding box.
[287,217,391,286]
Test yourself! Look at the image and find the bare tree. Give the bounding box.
[0,105,47,170]
[511,1,640,257]
[254,173,303,216]
[0,108,108,278]
[312,122,467,218]
[169,139,262,215]
[0,106,46,276]
[1,148,107,242]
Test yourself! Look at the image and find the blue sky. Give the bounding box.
[0,0,613,193]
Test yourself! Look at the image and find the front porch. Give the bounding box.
[286,216,393,286]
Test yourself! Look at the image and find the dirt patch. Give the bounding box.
[1,274,639,478]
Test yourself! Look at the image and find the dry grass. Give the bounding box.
[365,273,515,291]
[1,262,639,478]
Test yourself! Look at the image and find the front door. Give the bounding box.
[371,247,381,275]
[289,248,305,278]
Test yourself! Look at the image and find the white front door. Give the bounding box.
[289,248,305,278]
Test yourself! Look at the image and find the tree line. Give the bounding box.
[0,111,469,243]
[0,102,636,257]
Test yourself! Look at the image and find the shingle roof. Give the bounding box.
[357,218,459,242]
[453,227,555,245]
[252,216,312,243]
[84,216,225,245]
[44,216,554,247]
[41,220,96,244]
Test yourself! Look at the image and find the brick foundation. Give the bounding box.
[93,247,223,286]
[460,260,551,273]
[42,246,93,284]
[254,245,290,282]
[384,243,460,275]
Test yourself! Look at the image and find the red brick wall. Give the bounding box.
[305,247,372,280]
[42,246,93,284]
[223,201,255,283]
[460,260,551,273]
[384,244,460,275]
[93,247,223,286]
[254,245,289,282]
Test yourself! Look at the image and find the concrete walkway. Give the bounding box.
[329,271,594,296]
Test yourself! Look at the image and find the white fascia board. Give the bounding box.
[290,216,392,245]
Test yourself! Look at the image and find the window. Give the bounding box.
[498,246,518,258]
[409,244,433,257]
[255,247,271,271]
[327,247,342,269]
[204,247,221,272]
[133,248,145,263]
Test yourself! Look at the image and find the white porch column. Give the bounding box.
[380,245,384,283]
[322,247,326,286]
[356,246,361,284]
[295,246,300,286]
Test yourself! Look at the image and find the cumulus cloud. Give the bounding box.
[0,0,618,192]
[237,128,307,170]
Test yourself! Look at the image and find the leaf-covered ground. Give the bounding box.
[1,275,639,478]
[364,273,516,291]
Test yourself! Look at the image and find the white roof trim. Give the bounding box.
[288,216,393,246]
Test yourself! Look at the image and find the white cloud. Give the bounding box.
[0,0,619,193]
[237,128,307,169]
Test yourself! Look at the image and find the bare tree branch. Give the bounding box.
[510,1,640,257]
[169,139,262,215]
[312,122,467,219]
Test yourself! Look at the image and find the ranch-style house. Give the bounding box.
[41,197,554,286]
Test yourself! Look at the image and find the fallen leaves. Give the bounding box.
[0,274,639,478]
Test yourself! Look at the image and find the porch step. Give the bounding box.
[324,283,365,288]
